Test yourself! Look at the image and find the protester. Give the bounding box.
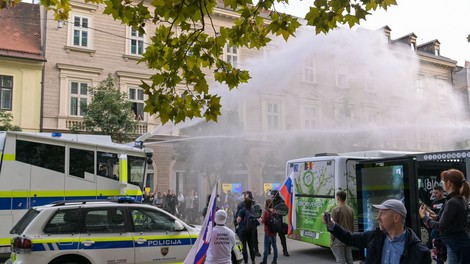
[205,210,236,264]
[167,190,178,215]
[259,198,278,264]
[329,190,354,264]
[184,191,195,223]
[324,199,431,263]
[177,191,185,218]
[161,192,168,212]
[153,191,162,208]
[236,198,257,264]
[419,169,470,263]
[142,190,153,204]
[270,190,289,257]
[236,191,261,257]
[430,185,447,263]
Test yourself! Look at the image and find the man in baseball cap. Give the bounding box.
[205,210,236,264]
[322,199,431,263]
[372,199,407,218]
[215,209,228,225]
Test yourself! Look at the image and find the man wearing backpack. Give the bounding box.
[260,198,278,264]
[236,191,261,257]
[237,198,259,264]
[329,190,355,264]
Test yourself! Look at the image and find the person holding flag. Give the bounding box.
[205,209,236,264]
[270,190,289,257]
[279,172,296,236]
[184,184,218,264]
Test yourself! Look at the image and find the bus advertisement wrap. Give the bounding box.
[289,160,336,247]
[295,196,335,245]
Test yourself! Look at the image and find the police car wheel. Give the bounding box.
[49,255,91,264]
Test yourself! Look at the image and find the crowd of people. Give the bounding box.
[323,168,470,264]
[142,189,200,224]
[144,168,470,264]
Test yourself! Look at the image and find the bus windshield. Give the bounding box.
[128,155,146,189]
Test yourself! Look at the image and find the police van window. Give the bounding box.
[83,208,126,233]
[131,208,176,232]
[16,140,65,173]
[97,151,119,180]
[69,148,94,178]
[128,155,146,189]
[43,209,81,234]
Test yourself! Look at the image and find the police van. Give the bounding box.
[6,198,243,264]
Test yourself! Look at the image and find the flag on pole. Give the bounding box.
[184,183,218,264]
[279,171,296,235]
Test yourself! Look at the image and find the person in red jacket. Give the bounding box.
[259,198,278,264]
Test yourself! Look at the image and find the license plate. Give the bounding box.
[303,230,319,239]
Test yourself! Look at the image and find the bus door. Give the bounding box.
[415,161,465,207]
[414,155,466,247]
[356,157,422,242]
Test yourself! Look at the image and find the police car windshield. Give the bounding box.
[10,209,40,234]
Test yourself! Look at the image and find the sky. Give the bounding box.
[276,0,470,66]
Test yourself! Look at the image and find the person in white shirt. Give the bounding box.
[205,209,236,264]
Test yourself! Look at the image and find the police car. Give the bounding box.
[6,198,243,264]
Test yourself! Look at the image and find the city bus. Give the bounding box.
[286,149,470,251]
[284,151,416,248]
[0,131,153,253]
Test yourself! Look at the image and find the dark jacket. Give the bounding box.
[423,191,470,262]
[329,224,431,264]
[424,191,467,234]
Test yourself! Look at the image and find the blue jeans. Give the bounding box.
[263,234,277,263]
[446,246,458,264]
[441,232,470,264]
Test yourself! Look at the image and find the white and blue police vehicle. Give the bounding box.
[6,197,243,264]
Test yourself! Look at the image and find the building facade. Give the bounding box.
[3,2,467,202]
[0,3,44,132]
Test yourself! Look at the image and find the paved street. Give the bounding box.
[0,237,359,264]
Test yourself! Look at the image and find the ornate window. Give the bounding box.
[0,75,13,110]
[129,87,144,120]
[70,81,88,116]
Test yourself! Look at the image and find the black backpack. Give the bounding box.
[267,210,282,234]
[244,209,259,231]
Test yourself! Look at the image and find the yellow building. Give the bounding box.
[0,3,44,131]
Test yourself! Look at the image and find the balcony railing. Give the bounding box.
[66,119,147,134]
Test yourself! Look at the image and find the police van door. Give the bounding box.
[79,207,134,264]
[130,207,193,264]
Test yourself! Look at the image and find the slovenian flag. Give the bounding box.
[184,184,217,264]
[279,171,296,235]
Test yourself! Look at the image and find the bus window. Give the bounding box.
[69,148,94,178]
[16,140,65,173]
[97,151,119,181]
[128,155,146,189]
